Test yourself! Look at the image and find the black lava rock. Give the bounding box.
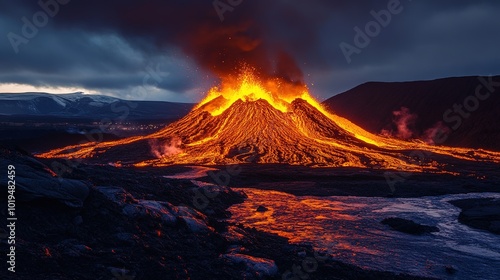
[256,205,269,212]
[381,217,439,235]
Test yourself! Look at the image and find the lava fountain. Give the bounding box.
[37,67,500,172]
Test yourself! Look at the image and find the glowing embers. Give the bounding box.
[196,67,324,116]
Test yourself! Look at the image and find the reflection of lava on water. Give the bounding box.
[228,188,500,280]
[38,68,500,172]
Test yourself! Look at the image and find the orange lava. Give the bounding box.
[196,66,325,116]
[37,68,500,172]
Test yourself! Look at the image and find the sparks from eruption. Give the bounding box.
[196,66,325,116]
[195,66,380,146]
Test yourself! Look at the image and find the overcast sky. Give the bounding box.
[1,0,499,102]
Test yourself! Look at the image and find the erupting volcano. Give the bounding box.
[38,68,500,172]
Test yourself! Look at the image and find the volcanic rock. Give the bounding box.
[72,215,83,226]
[221,253,278,278]
[176,206,213,232]
[0,147,89,207]
[445,265,457,274]
[223,226,248,244]
[58,239,92,257]
[256,205,268,212]
[449,198,500,234]
[381,217,439,235]
[94,186,214,231]
[114,232,136,246]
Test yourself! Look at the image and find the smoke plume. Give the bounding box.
[38,0,318,84]
[381,107,417,140]
[150,137,183,159]
[422,122,451,145]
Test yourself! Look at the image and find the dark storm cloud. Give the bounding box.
[0,0,208,101]
[1,0,499,101]
[307,0,500,95]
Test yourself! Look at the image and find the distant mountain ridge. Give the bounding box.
[0,92,194,120]
[323,76,500,151]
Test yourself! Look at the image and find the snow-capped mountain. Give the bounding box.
[0,92,194,120]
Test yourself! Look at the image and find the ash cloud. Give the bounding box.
[1,1,500,101]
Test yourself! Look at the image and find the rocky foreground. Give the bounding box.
[0,147,440,280]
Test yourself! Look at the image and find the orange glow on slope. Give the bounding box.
[196,67,324,116]
[37,68,500,172]
[194,68,386,147]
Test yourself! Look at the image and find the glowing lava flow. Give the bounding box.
[37,69,500,172]
[196,69,326,116]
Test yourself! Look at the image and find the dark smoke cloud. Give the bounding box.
[47,0,312,82]
[1,0,500,101]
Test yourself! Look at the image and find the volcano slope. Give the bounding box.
[38,92,500,173]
